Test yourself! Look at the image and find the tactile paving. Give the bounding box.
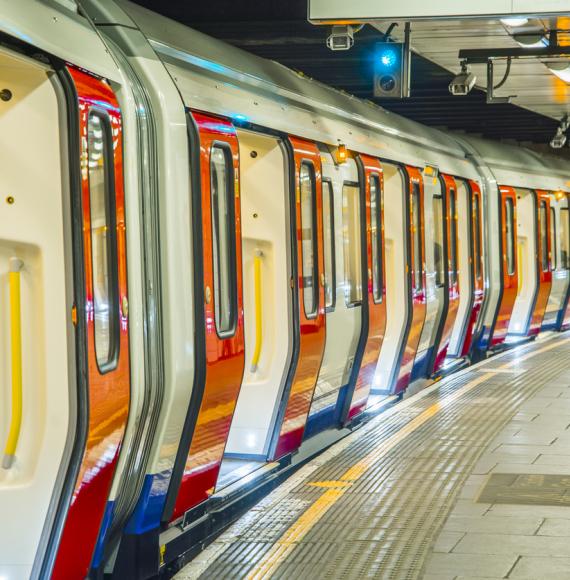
[182,335,570,579]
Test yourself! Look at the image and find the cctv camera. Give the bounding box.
[449,71,477,96]
[550,127,568,149]
[326,25,355,51]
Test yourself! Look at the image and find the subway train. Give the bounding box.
[1,1,570,578]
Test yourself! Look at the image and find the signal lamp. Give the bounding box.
[335,143,348,164]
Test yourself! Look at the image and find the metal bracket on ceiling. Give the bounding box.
[486,59,515,104]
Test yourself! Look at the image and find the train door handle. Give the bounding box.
[3,257,24,469]
[205,286,212,304]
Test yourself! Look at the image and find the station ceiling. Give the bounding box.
[131,0,564,149]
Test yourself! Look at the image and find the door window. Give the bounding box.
[342,182,363,305]
[561,207,569,270]
[449,189,458,285]
[322,180,336,309]
[210,144,237,335]
[433,193,445,287]
[300,162,318,317]
[540,201,549,272]
[370,174,383,303]
[473,193,483,281]
[411,183,423,292]
[87,110,119,372]
[550,207,557,271]
[505,198,515,276]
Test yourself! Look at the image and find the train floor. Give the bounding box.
[176,332,570,579]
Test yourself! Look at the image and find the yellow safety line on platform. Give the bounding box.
[246,337,570,579]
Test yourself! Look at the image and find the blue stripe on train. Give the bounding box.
[91,500,115,568]
[125,470,171,534]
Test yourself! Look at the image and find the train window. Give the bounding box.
[540,201,549,272]
[300,162,318,317]
[210,144,237,335]
[322,180,336,310]
[87,109,119,372]
[449,189,458,286]
[561,207,570,270]
[505,198,515,276]
[370,174,383,303]
[432,193,445,287]
[411,183,423,292]
[343,182,363,305]
[474,193,483,280]
[551,207,557,271]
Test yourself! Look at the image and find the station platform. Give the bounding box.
[176,333,570,579]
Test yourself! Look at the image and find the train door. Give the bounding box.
[269,136,326,460]
[559,195,570,330]
[343,154,386,421]
[307,152,363,431]
[222,130,293,472]
[43,67,132,579]
[448,180,484,358]
[371,163,408,394]
[528,191,553,335]
[412,170,444,380]
[543,193,570,330]
[490,186,517,347]
[0,49,80,579]
[508,189,537,337]
[396,166,427,392]
[432,175,460,373]
[372,164,425,395]
[167,112,245,522]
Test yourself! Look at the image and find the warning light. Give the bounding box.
[335,143,348,164]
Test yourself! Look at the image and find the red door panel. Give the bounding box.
[52,66,130,578]
[170,113,245,521]
[271,136,326,459]
[433,174,460,372]
[491,186,518,346]
[345,154,387,420]
[394,166,427,393]
[461,181,485,357]
[529,190,553,336]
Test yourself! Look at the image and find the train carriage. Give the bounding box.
[1,1,570,578]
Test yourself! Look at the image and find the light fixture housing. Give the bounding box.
[500,17,529,27]
[547,61,570,84]
[335,143,348,164]
[513,33,549,48]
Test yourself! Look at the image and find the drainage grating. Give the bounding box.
[477,473,570,507]
[179,336,570,580]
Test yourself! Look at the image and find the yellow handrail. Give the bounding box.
[250,249,263,373]
[3,257,23,469]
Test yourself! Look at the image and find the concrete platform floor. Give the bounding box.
[176,332,570,579]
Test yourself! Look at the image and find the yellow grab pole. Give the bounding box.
[250,249,263,373]
[3,257,24,469]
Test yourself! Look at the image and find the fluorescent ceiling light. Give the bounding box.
[501,17,528,27]
[548,63,570,83]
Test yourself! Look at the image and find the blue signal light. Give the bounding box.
[379,49,398,68]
